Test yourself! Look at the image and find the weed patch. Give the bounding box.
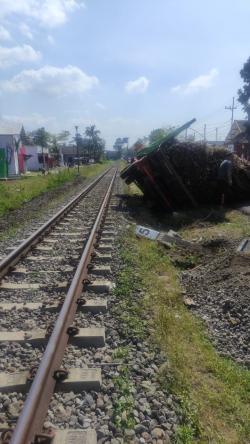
[112,366,136,431]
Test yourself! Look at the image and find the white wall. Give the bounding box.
[25,145,48,171]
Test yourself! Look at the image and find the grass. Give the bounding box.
[0,162,112,217]
[120,184,250,443]
[120,230,250,443]
[113,253,147,341]
[180,209,250,241]
[112,346,131,361]
[157,206,250,241]
[112,366,136,431]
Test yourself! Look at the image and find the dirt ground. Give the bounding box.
[180,241,250,367]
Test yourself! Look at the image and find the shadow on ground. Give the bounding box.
[115,193,231,233]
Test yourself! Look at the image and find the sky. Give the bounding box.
[0,0,249,147]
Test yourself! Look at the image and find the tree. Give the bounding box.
[113,137,129,159]
[20,126,30,145]
[96,138,105,162]
[32,127,51,169]
[85,125,104,162]
[133,138,144,153]
[56,130,70,144]
[50,136,60,162]
[55,131,71,166]
[148,128,170,144]
[238,57,250,116]
[113,138,123,158]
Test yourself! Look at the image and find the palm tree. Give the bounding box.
[32,127,51,170]
[85,125,101,161]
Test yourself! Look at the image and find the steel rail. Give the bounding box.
[10,168,117,444]
[0,167,112,280]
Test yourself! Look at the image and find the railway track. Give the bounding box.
[0,167,118,444]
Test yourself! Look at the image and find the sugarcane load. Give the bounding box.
[121,119,250,210]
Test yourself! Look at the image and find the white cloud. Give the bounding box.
[0,44,41,69]
[1,65,99,97]
[47,35,55,45]
[0,25,11,41]
[125,76,149,94]
[2,113,56,128]
[0,1,85,28]
[96,102,106,110]
[19,23,33,40]
[171,68,219,95]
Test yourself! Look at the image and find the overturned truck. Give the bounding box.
[121,119,250,210]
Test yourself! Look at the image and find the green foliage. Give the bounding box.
[46,169,75,189]
[0,162,112,217]
[84,125,105,162]
[171,253,200,270]
[238,56,250,113]
[56,130,70,143]
[175,425,196,444]
[113,367,136,430]
[148,127,171,144]
[175,395,200,443]
[32,127,51,148]
[50,136,60,160]
[113,248,147,340]
[112,346,130,360]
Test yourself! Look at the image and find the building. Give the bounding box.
[19,126,51,171]
[206,141,225,147]
[225,120,250,160]
[18,145,28,173]
[24,145,50,171]
[61,145,91,165]
[0,130,21,178]
[61,145,76,165]
[0,125,58,177]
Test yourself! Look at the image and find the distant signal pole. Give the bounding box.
[75,125,80,174]
[225,97,237,126]
[203,124,206,143]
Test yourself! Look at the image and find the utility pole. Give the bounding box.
[225,97,237,126]
[216,127,218,142]
[203,124,207,143]
[185,128,188,141]
[75,125,80,174]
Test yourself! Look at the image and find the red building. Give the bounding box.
[18,145,27,173]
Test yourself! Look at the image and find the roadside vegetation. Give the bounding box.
[121,185,250,443]
[163,207,250,241]
[0,162,112,217]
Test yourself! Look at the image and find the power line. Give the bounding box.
[205,119,231,128]
[194,120,231,138]
[225,97,237,126]
[204,124,206,142]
